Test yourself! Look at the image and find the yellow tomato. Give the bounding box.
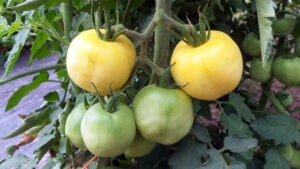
[66,29,136,95]
[170,30,243,100]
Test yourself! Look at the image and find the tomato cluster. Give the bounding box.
[65,28,243,159]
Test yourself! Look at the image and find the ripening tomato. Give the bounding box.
[66,29,136,95]
[250,58,272,83]
[81,103,136,157]
[170,30,243,100]
[132,85,194,145]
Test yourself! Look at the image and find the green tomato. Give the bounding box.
[272,17,296,36]
[81,103,136,157]
[242,32,261,57]
[65,102,87,149]
[289,149,300,168]
[279,144,294,161]
[276,90,293,107]
[292,0,300,4]
[133,85,194,145]
[124,131,156,158]
[250,58,272,83]
[295,36,300,56]
[272,55,300,86]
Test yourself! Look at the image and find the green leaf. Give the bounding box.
[220,113,253,137]
[29,30,49,64]
[8,0,47,11]
[191,123,211,143]
[223,135,258,153]
[0,154,32,169]
[72,12,92,31]
[2,28,30,79]
[0,15,8,28]
[264,148,289,169]
[251,114,300,145]
[5,14,23,40]
[44,91,59,102]
[6,145,17,157]
[5,71,49,111]
[168,137,207,169]
[229,93,254,122]
[255,0,275,65]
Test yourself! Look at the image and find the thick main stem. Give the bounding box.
[62,0,72,42]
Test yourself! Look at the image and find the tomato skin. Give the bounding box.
[272,17,296,36]
[65,102,86,148]
[133,85,194,145]
[66,29,136,95]
[170,30,243,100]
[242,32,261,57]
[276,90,293,107]
[272,56,300,86]
[81,103,136,157]
[250,59,272,83]
[295,36,300,56]
[124,131,156,157]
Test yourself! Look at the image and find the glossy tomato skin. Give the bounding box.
[272,56,300,86]
[66,29,136,95]
[133,85,194,145]
[250,59,272,83]
[124,131,156,157]
[65,102,86,148]
[171,30,243,100]
[272,17,296,36]
[242,32,261,57]
[81,103,136,157]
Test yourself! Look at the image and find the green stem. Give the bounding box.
[263,88,290,115]
[61,0,72,42]
[103,8,112,41]
[137,58,164,76]
[0,64,66,85]
[122,0,133,25]
[258,82,272,110]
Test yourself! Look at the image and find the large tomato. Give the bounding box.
[81,103,136,157]
[170,30,243,100]
[272,55,300,86]
[124,131,156,157]
[65,102,86,148]
[66,29,136,95]
[133,85,194,145]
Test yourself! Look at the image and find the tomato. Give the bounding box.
[65,102,86,148]
[272,16,296,36]
[276,90,293,107]
[250,58,272,83]
[133,85,194,145]
[81,103,136,157]
[289,149,300,168]
[295,36,300,56]
[124,131,156,157]
[272,55,300,86]
[292,0,300,4]
[66,29,136,95]
[242,32,261,57]
[170,30,243,100]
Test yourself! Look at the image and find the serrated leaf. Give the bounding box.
[191,123,211,143]
[264,148,289,169]
[0,154,31,169]
[229,93,254,122]
[72,12,91,31]
[251,114,300,145]
[224,135,258,153]
[5,71,49,111]
[8,0,47,11]
[221,113,253,137]
[44,91,59,102]
[0,15,8,27]
[2,28,30,79]
[29,30,49,64]
[169,137,207,169]
[5,14,23,40]
[255,0,275,65]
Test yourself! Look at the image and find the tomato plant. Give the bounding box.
[1,0,300,169]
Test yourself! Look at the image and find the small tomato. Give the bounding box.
[170,30,243,100]
[242,32,261,57]
[250,58,272,83]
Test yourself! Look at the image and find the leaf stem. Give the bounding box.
[263,88,290,115]
[61,0,72,42]
[0,64,66,85]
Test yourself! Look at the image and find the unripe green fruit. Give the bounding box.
[250,59,272,83]
[289,149,300,168]
[276,90,293,107]
[242,33,261,57]
[279,144,294,161]
[295,37,300,56]
[273,56,300,86]
[272,17,296,36]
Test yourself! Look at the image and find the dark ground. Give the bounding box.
[0,51,61,160]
